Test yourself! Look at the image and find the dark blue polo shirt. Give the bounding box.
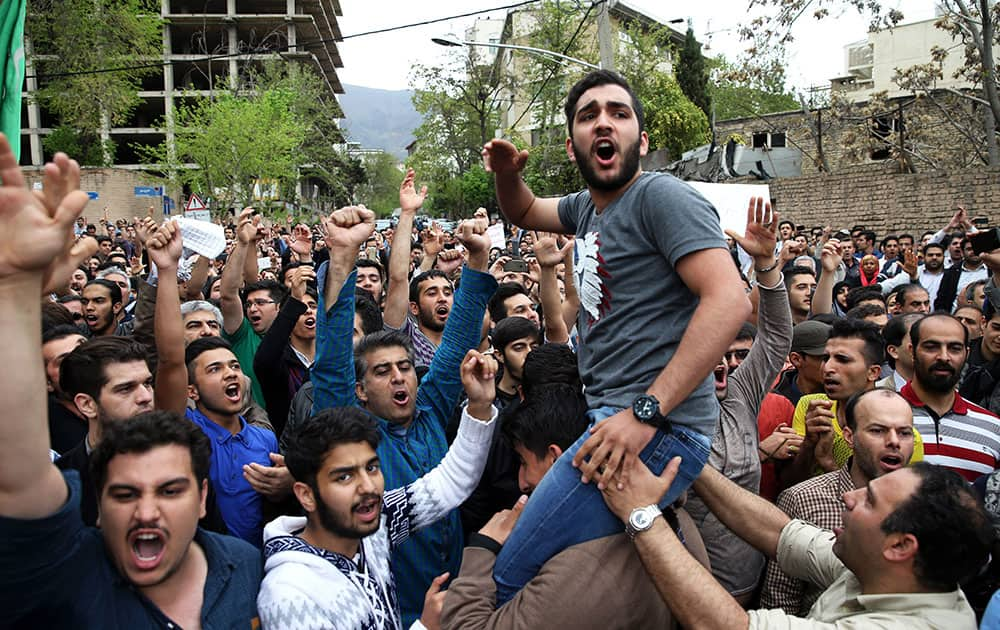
[186,409,278,547]
[0,471,262,628]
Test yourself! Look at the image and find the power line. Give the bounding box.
[25,0,541,81]
[507,0,596,131]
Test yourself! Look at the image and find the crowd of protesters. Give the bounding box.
[3,69,1000,629]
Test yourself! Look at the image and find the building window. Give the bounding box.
[752,131,786,149]
[869,114,901,161]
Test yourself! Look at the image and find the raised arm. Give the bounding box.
[0,139,93,519]
[219,207,259,335]
[146,220,189,416]
[384,168,425,329]
[809,240,841,316]
[185,255,210,301]
[310,206,375,414]
[533,233,573,344]
[482,139,565,232]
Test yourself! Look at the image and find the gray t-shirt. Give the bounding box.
[557,171,728,437]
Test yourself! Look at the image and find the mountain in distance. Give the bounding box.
[338,84,421,161]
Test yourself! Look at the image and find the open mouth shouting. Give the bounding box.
[434,305,450,322]
[594,138,617,167]
[714,364,728,392]
[878,452,904,472]
[128,528,167,571]
[304,316,316,330]
[391,389,411,408]
[354,496,381,524]
[223,381,242,404]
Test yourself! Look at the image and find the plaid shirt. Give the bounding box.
[387,315,437,367]
[760,464,854,615]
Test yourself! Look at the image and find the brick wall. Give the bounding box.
[22,167,167,226]
[761,166,1000,236]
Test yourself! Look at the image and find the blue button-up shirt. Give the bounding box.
[0,471,262,628]
[186,408,278,546]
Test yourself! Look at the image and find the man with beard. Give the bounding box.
[901,313,1000,480]
[384,169,453,367]
[81,278,124,337]
[935,237,989,313]
[0,140,261,627]
[762,388,918,614]
[880,242,946,305]
[257,354,497,629]
[42,325,88,454]
[481,69,750,604]
[310,205,497,626]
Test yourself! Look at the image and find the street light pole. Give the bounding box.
[596,0,616,72]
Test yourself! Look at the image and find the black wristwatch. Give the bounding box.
[632,394,668,430]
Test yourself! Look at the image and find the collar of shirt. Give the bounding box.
[899,383,968,415]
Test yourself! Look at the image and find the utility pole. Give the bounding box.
[596,0,615,71]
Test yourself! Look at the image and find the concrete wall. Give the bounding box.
[761,165,1000,236]
[23,167,167,225]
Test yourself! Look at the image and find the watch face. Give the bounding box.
[634,396,657,420]
[630,508,654,530]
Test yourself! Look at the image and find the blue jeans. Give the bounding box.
[493,406,711,605]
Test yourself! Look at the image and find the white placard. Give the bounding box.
[174,217,227,259]
[685,182,771,236]
[486,223,506,250]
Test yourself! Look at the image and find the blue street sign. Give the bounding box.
[134,186,163,197]
[163,195,175,216]
[86,192,99,200]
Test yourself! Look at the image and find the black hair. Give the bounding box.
[909,313,969,349]
[501,384,589,459]
[808,312,839,326]
[880,462,994,591]
[408,269,453,304]
[845,302,886,321]
[86,278,123,306]
[882,313,923,369]
[564,70,644,134]
[829,317,884,366]
[284,407,380,487]
[491,316,541,355]
[42,302,78,332]
[922,241,945,256]
[91,410,211,493]
[241,279,286,305]
[783,265,816,287]
[95,235,112,244]
[43,324,85,345]
[845,287,884,311]
[777,219,794,231]
[60,337,151,399]
[488,282,531,324]
[184,336,236,384]
[521,343,582,398]
[280,285,318,308]
[354,329,415,383]
[735,322,758,342]
[356,258,386,282]
[898,233,914,244]
[861,229,877,244]
[354,290,383,337]
[880,235,899,250]
[891,283,929,308]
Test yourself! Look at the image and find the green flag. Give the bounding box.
[0,0,25,161]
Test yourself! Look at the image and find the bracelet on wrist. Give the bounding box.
[755,260,779,274]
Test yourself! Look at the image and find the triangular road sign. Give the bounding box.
[185,194,206,211]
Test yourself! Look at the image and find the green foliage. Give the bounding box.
[357,152,402,215]
[675,26,711,117]
[42,126,114,166]
[26,0,161,136]
[708,55,801,121]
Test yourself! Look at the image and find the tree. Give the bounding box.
[708,55,800,121]
[676,25,712,118]
[26,0,161,164]
[357,152,403,215]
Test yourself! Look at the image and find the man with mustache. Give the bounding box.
[900,313,1000,480]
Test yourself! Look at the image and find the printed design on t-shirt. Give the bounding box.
[576,231,612,326]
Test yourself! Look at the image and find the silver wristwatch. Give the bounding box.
[625,504,661,540]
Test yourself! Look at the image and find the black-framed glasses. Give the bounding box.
[245,298,276,309]
[724,349,750,362]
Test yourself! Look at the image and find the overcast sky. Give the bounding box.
[334,0,936,95]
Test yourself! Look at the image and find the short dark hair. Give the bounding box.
[898,233,914,244]
[184,336,236,384]
[491,316,541,354]
[880,463,994,591]
[922,241,945,256]
[891,283,928,307]
[783,265,815,287]
[735,322,757,343]
[43,324,85,345]
[880,235,899,250]
[86,278,122,305]
[356,258,385,283]
[284,407,380,488]
[882,313,923,369]
[95,235,112,245]
[408,269,452,304]
[845,287,884,311]
[42,302,78,332]
[564,70,644,134]
[60,337,151,399]
[845,302,886,321]
[829,317,884,366]
[521,343,581,398]
[354,329,415,383]
[777,219,794,231]
[861,229,877,244]
[488,282,530,324]
[242,279,286,305]
[91,410,211,493]
[909,313,969,349]
[354,290,383,337]
[501,385,589,459]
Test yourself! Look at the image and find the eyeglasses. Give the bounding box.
[724,349,750,362]
[245,298,276,309]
